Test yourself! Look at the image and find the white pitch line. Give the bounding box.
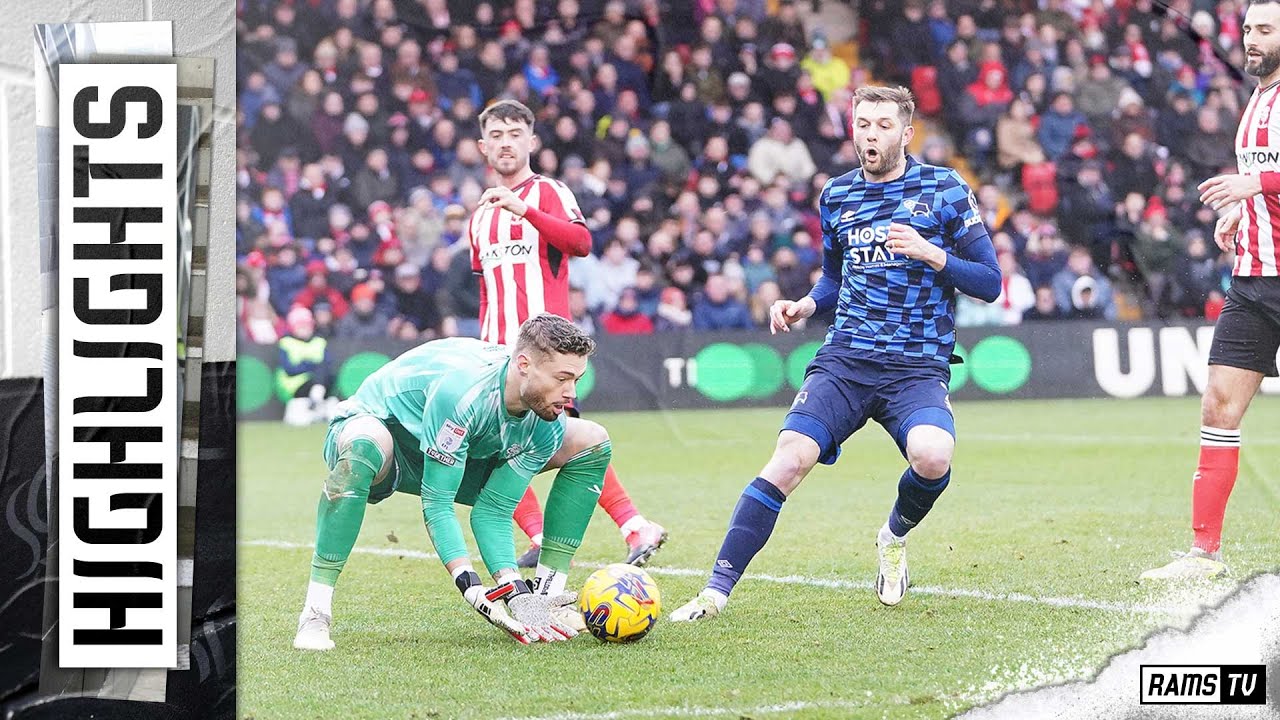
[242,539,1185,615]
[681,432,1280,448]
[497,699,874,720]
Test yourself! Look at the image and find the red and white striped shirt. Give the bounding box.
[468,174,590,344]
[1233,80,1280,276]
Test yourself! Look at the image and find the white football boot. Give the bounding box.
[669,589,726,622]
[293,607,336,651]
[1139,548,1229,582]
[876,524,909,606]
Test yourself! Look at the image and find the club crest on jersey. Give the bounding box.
[504,443,523,459]
[1259,105,1271,127]
[901,198,932,219]
[435,419,467,453]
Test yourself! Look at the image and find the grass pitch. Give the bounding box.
[239,397,1280,719]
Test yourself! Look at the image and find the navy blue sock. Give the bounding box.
[707,477,787,597]
[887,467,951,537]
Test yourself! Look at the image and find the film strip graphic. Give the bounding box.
[176,56,216,676]
[34,22,213,702]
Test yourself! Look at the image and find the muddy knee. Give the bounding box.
[328,416,394,497]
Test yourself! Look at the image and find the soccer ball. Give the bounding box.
[578,564,661,642]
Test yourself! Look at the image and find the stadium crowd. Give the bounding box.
[237,0,1248,345]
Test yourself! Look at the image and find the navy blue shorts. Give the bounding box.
[782,345,956,465]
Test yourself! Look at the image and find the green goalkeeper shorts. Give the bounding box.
[322,414,501,507]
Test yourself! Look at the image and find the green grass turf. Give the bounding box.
[238,397,1280,719]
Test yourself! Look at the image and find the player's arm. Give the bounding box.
[467,211,483,276]
[470,422,562,577]
[418,388,537,643]
[468,440,578,641]
[888,176,1001,302]
[524,208,591,256]
[468,462,530,578]
[771,180,840,333]
[807,228,844,316]
[528,180,592,256]
[929,229,1001,303]
[481,183,592,256]
[1198,173,1267,212]
[1212,203,1243,252]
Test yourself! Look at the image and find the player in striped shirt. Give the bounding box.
[467,100,668,571]
[1143,0,1280,581]
[672,86,1000,621]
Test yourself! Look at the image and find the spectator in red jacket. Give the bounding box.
[601,287,655,335]
[292,259,351,320]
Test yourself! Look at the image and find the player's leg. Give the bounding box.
[601,464,669,566]
[1142,284,1276,581]
[673,355,868,621]
[533,417,613,595]
[517,467,665,568]
[295,415,395,650]
[560,402,668,566]
[1140,366,1262,580]
[669,431,823,622]
[513,488,545,568]
[876,378,956,606]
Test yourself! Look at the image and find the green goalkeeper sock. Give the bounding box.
[310,437,385,586]
[539,440,612,573]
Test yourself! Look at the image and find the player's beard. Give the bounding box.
[490,150,529,179]
[1246,46,1280,79]
[857,135,905,179]
[520,385,563,422]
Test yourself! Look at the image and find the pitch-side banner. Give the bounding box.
[237,321,1280,419]
[57,63,178,669]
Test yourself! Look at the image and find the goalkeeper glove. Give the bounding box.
[490,578,579,642]
[454,570,536,644]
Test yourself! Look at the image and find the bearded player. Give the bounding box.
[294,315,606,650]
[1143,0,1280,581]
[671,86,1000,621]
[467,99,668,570]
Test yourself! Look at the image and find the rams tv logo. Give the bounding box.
[1139,665,1266,704]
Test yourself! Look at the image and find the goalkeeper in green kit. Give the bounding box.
[293,314,608,649]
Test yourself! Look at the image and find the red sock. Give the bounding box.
[513,486,544,543]
[1191,427,1241,553]
[598,465,639,529]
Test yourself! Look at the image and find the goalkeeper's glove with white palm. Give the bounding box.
[490,577,579,641]
[455,570,537,645]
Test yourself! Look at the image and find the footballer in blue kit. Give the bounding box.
[672,86,1001,621]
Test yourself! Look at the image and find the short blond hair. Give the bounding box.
[853,86,915,125]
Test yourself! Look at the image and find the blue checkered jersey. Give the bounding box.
[815,156,993,365]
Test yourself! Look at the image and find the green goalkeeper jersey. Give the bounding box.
[335,337,566,573]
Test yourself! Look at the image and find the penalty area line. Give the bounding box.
[241,539,1183,616]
